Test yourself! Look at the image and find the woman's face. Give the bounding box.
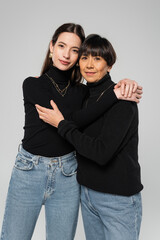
[50,32,81,71]
[79,54,111,83]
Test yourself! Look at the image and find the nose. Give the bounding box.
[63,49,70,59]
[86,57,94,68]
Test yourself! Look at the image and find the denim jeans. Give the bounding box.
[0,145,80,240]
[81,186,142,240]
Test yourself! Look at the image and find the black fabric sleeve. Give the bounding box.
[23,77,52,108]
[67,89,118,129]
[58,101,136,166]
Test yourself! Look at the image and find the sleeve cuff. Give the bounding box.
[58,120,77,138]
[110,88,118,101]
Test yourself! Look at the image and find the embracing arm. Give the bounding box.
[68,89,117,128]
[35,80,142,129]
[23,77,52,108]
[58,101,137,166]
[68,81,142,128]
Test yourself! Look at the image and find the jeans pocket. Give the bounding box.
[14,153,34,171]
[61,156,77,177]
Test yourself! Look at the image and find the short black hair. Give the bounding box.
[79,34,116,67]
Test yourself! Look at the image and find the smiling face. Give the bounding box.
[79,54,111,83]
[50,32,82,71]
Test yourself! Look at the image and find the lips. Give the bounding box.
[85,72,96,76]
[59,60,70,65]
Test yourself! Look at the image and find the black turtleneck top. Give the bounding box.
[22,66,118,157]
[58,73,143,196]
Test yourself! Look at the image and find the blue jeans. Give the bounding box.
[81,186,142,240]
[0,145,80,240]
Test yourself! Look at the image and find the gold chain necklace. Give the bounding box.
[45,73,70,97]
[85,83,114,107]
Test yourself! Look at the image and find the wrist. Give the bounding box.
[58,119,65,129]
[113,88,120,99]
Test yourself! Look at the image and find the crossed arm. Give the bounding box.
[35,79,143,128]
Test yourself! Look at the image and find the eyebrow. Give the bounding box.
[58,41,80,49]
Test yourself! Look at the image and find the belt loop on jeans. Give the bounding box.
[33,156,39,165]
[58,157,62,168]
[18,144,22,152]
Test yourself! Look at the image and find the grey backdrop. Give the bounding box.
[0,0,159,239]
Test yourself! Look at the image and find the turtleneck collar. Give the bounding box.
[87,73,115,96]
[46,65,72,85]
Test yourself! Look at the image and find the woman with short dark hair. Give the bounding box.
[0,23,142,240]
[36,34,143,240]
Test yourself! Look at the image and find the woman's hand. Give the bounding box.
[114,78,143,103]
[114,86,143,103]
[35,100,64,128]
[115,78,142,97]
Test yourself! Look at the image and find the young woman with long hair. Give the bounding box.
[0,23,142,240]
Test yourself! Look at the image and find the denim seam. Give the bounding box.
[43,166,57,202]
[132,195,138,240]
[84,187,99,216]
[61,157,77,177]
[0,182,12,239]
[61,168,77,177]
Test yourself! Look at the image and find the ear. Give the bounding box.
[107,66,112,72]
[49,41,54,53]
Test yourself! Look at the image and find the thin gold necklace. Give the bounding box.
[45,73,70,97]
[85,83,114,107]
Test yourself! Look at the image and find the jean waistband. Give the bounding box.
[18,144,76,166]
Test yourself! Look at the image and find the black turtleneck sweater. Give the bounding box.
[58,74,143,196]
[22,66,118,157]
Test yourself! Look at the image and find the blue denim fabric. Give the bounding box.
[0,145,80,240]
[81,186,142,240]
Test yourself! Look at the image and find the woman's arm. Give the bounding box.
[35,82,142,129]
[35,98,137,166]
[23,77,53,108]
[67,88,117,128]
[68,83,142,128]
[57,101,137,166]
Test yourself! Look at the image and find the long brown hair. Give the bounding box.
[41,23,85,84]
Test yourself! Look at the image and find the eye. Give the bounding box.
[58,44,64,48]
[94,56,101,61]
[81,56,87,60]
[72,49,79,54]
